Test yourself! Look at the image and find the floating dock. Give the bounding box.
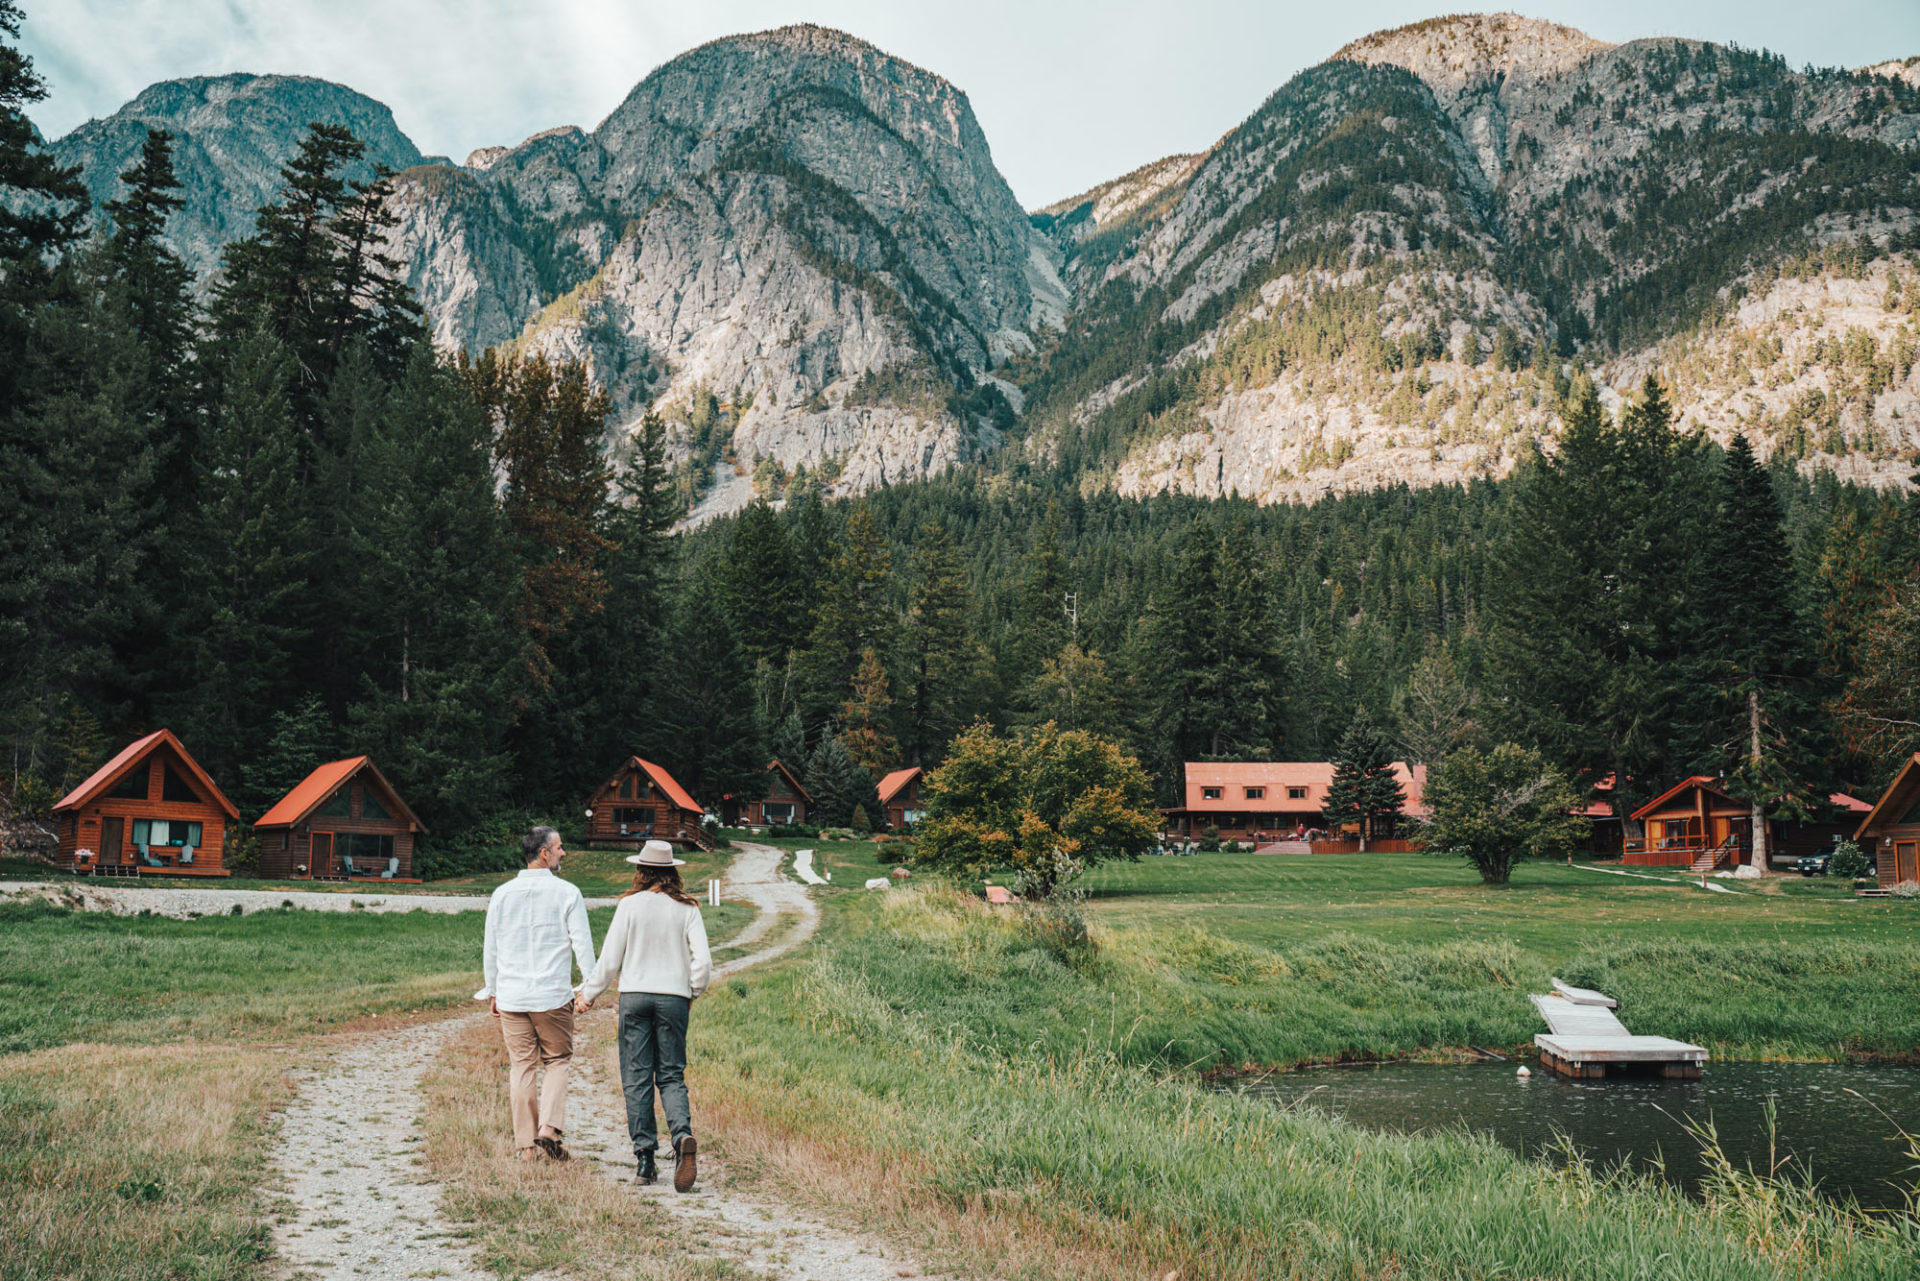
[1530,978,1706,1079]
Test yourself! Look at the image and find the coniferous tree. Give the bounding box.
[1688,434,1824,870]
[1322,706,1406,850]
[770,709,807,778]
[805,730,878,828]
[839,648,900,774]
[168,326,313,779]
[240,693,335,820]
[103,127,197,474]
[1396,638,1480,765]
[1486,376,1695,823]
[1025,642,1124,739]
[656,591,766,807]
[900,522,976,763]
[800,501,892,725]
[720,499,800,669]
[1007,501,1070,686]
[343,346,517,833]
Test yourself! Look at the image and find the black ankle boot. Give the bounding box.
[636,1150,656,1184]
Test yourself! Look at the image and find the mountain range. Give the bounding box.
[44,13,1920,515]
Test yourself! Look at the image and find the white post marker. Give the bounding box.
[708,878,719,907]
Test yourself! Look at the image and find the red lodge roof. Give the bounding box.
[632,757,703,814]
[257,756,425,831]
[53,728,239,819]
[877,766,922,804]
[1172,761,1427,818]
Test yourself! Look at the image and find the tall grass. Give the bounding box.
[686,889,1920,1279]
[0,1043,285,1281]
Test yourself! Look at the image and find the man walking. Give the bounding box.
[478,825,596,1161]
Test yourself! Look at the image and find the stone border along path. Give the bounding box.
[264,841,967,1281]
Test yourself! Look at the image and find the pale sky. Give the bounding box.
[20,1,1920,210]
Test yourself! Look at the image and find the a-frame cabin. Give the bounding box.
[255,756,428,882]
[51,730,239,876]
[585,756,711,849]
[1853,753,1920,889]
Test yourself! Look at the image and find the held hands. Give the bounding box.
[573,993,594,1014]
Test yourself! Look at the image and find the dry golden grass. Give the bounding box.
[0,1042,287,1281]
[419,1015,758,1281]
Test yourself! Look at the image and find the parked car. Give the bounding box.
[1794,853,1831,877]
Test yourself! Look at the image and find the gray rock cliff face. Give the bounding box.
[50,74,424,285]
[1031,13,1920,506]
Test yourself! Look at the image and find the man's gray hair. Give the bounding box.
[523,825,559,864]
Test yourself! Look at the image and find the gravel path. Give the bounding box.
[2,879,616,918]
[259,841,957,1280]
[272,1018,492,1281]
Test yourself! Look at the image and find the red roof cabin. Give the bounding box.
[587,756,711,849]
[1625,776,1871,871]
[720,760,812,829]
[1160,761,1427,847]
[877,766,925,830]
[51,729,238,876]
[1852,753,1920,889]
[255,757,427,882]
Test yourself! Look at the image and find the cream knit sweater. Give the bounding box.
[581,890,712,1002]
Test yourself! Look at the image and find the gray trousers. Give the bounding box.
[616,991,692,1156]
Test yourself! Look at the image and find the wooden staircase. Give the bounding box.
[1690,833,1745,875]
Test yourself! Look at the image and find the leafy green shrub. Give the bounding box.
[850,804,873,836]
[1830,840,1871,881]
[1200,825,1222,852]
[1018,898,1097,970]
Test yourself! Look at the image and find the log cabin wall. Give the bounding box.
[258,776,418,878]
[54,746,229,873]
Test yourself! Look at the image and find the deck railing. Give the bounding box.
[1622,833,1746,868]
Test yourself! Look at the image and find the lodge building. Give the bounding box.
[1622,776,1870,872]
[51,729,239,875]
[720,760,812,829]
[1852,753,1920,888]
[586,756,710,849]
[1159,761,1427,845]
[255,756,427,881]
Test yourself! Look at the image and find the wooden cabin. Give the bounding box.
[720,760,812,829]
[586,756,710,849]
[1852,753,1920,888]
[1626,776,1870,871]
[877,766,925,830]
[51,729,238,876]
[255,757,427,882]
[1159,761,1427,846]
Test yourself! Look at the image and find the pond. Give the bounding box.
[1227,1060,1920,1209]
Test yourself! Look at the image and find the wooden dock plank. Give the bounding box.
[1550,977,1619,1008]
[1530,994,1629,1038]
[1537,1034,1708,1063]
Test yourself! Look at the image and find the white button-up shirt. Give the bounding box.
[478,867,597,1013]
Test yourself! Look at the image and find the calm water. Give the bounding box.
[1228,1061,1920,1209]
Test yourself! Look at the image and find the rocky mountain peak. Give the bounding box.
[1335,12,1611,105]
[1863,57,1920,90]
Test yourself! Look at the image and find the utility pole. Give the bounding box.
[1063,591,1079,643]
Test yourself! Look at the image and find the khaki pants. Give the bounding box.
[498,1004,574,1151]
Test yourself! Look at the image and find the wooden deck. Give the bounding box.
[1530,978,1706,1078]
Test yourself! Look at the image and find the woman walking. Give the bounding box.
[578,839,712,1190]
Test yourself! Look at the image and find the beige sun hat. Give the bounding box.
[625,839,685,867]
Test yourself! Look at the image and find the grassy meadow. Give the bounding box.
[5,840,1920,1281]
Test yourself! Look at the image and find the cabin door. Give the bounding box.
[99,816,123,867]
[308,832,331,880]
[1896,841,1919,885]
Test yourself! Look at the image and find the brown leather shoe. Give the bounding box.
[535,1131,569,1161]
[673,1135,697,1193]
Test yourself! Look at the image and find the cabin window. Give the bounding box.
[619,776,633,799]
[1217,815,1240,828]
[1202,787,1223,800]
[613,807,653,832]
[359,786,393,821]
[132,819,202,847]
[335,832,395,865]
[317,789,351,818]
[162,764,199,804]
[1244,787,1265,799]
[108,769,149,800]
[280,832,289,850]
[634,777,654,800]
[764,803,795,825]
[1287,787,1308,800]
[1899,796,1920,826]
